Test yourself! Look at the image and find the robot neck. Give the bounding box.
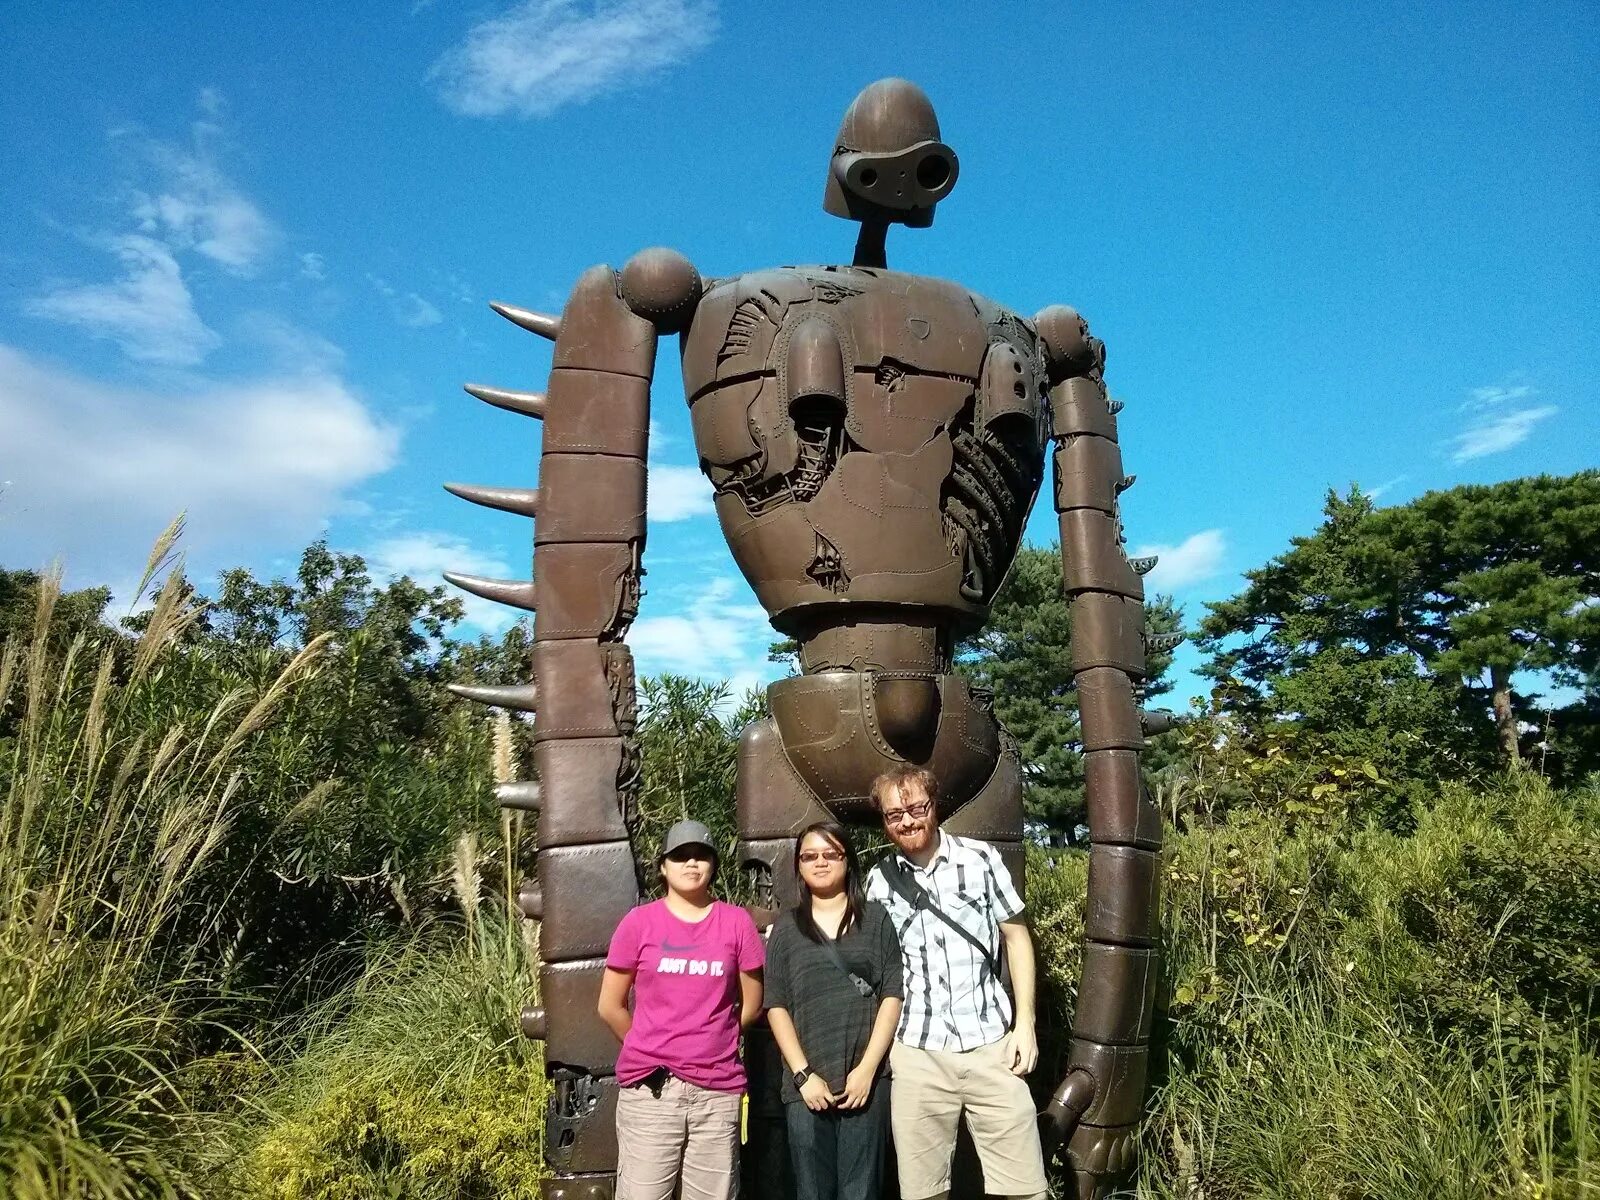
[853,221,888,270]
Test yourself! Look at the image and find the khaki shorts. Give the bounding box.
[888,1038,1048,1199]
[615,1075,743,1200]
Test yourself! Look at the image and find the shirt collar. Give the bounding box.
[896,830,948,875]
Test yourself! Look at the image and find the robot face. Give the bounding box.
[827,139,959,228]
[823,78,959,229]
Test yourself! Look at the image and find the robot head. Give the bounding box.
[824,78,959,229]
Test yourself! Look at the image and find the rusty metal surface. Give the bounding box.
[1043,293,1169,1198]
[1083,750,1163,849]
[448,77,1171,1200]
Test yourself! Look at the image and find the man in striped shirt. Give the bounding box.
[865,765,1047,1200]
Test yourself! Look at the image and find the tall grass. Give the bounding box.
[0,539,329,1200]
[1141,980,1598,1199]
[211,901,544,1200]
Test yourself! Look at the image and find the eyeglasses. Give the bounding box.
[798,849,845,864]
[880,800,934,825]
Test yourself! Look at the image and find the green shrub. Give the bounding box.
[214,906,543,1200]
[1134,769,1600,1197]
[1339,773,1600,1068]
[1022,845,1087,1066]
[220,1061,544,1200]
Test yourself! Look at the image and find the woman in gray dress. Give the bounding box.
[764,821,904,1200]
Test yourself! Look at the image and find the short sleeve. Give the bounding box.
[763,920,793,1009]
[734,906,766,972]
[873,904,904,1000]
[605,906,642,971]
[982,842,1026,923]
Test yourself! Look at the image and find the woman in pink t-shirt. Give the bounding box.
[598,819,765,1200]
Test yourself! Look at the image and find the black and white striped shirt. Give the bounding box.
[866,833,1025,1052]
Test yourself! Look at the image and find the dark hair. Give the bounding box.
[790,821,867,944]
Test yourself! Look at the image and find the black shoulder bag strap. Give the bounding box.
[880,856,1008,986]
[816,929,875,998]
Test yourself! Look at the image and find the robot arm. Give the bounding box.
[1035,306,1183,1198]
[445,249,702,1198]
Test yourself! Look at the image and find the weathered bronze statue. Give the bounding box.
[447,78,1175,1200]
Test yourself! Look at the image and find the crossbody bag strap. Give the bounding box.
[815,928,875,998]
[881,856,1004,981]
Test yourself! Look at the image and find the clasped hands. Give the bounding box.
[799,1063,876,1112]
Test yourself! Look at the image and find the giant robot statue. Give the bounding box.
[446,79,1176,1200]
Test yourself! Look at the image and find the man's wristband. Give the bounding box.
[792,1067,812,1089]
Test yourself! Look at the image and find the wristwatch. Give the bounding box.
[792,1067,812,1090]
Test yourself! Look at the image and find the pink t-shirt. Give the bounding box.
[606,899,765,1093]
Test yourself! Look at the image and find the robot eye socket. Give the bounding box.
[859,167,879,187]
[916,154,952,192]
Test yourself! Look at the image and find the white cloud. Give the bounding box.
[26,235,221,365]
[1469,384,1532,405]
[1365,476,1407,502]
[300,252,327,281]
[429,268,476,305]
[26,90,278,367]
[128,96,277,274]
[430,0,719,118]
[368,275,445,328]
[365,531,519,634]
[630,575,773,689]
[240,312,346,374]
[0,344,398,589]
[1450,383,1558,462]
[400,295,443,327]
[1130,528,1226,591]
[648,463,714,522]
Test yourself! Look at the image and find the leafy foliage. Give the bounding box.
[159,541,518,1000]
[1200,473,1600,768]
[215,907,543,1200]
[1030,768,1600,1199]
[0,565,114,651]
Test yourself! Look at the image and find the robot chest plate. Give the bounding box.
[679,266,1050,624]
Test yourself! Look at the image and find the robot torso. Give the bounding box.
[680,266,1049,642]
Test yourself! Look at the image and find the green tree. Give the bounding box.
[0,566,112,648]
[157,540,520,999]
[1200,474,1600,768]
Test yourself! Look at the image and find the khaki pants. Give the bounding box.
[615,1075,743,1200]
[888,1039,1048,1200]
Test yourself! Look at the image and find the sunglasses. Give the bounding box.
[664,847,713,864]
[880,800,934,825]
[798,848,845,864]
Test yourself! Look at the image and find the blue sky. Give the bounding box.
[2,1,1595,705]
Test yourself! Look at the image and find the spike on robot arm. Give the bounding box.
[445,248,702,1200]
[1035,303,1185,1199]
